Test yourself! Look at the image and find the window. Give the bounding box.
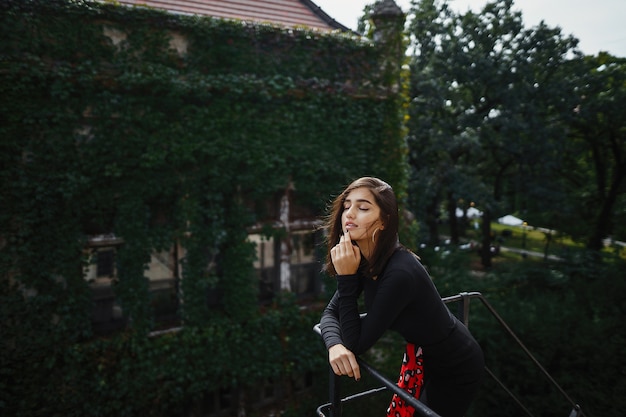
[249,228,322,302]
[84,235,125,335]
[289,230,321,297]
[85,235,180,335]
[250,233,278,302]
[96,249,115,277]
[146,249,179,327]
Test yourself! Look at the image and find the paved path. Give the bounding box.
[499,245,562,261]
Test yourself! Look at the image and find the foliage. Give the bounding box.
[555,54,626,250]
[0,0,409,415]
[406,0,626,261]
[1,285,325,417]
[469,253,626,417]
[399,5,626,411]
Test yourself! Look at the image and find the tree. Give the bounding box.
[559,53,626,250]
[405,0,579,266]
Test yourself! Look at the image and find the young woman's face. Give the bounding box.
[341,187,383,245]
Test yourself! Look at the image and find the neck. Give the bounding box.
[357,240,375,261]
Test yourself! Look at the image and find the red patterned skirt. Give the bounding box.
[386,343,425,417]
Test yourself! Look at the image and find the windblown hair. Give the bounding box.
[324,177,400,279]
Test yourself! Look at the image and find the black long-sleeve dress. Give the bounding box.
[320,247,484,417]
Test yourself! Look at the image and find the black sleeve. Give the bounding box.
[337,265,419,355]
[319,273,362,350]
[319,290,343,350]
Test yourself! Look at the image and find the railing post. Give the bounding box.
[458,291,471,326]
[328,366,342,417]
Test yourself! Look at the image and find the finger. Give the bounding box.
[339,242,350,256]
[349,357,361,381]
[341,359,355,377]
[342,231,354,251]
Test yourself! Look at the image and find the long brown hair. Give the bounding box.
[324,177,400,279]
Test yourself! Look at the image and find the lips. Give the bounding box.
[345,222,357,230]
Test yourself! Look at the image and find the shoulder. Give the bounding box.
[388,247,423,269]
[380,247,428,282]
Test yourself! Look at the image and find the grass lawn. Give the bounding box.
[434,216,626,265]
[456,222,574,253]
[489,222,579,253]
[447,221,625,261]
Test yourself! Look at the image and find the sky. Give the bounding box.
[312,0,626,57]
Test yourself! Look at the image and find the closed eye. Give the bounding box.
[344,198,373,210]
[343,204,369,211]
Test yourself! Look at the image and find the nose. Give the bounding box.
[344,206,354,219]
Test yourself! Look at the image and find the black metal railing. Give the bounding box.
[313,291,583,417]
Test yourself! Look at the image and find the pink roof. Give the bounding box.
[114,0,350,31]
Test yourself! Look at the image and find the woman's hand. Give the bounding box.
[329,344,361,381]
[330,231,361,275]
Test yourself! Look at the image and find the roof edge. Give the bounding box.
[300,0,354,33]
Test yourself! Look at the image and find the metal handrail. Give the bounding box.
[452,292,583,417]
[312,329,441,417]
[314,291,583,417]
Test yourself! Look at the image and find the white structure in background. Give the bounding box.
[456,207,483,219]
[498,214,524,226]
[279,192,292,291]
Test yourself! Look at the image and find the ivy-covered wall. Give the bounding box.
[0,0,409,415]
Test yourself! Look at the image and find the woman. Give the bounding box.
[319,177,484,417]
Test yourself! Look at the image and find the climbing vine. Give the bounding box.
[0,0,409,415]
